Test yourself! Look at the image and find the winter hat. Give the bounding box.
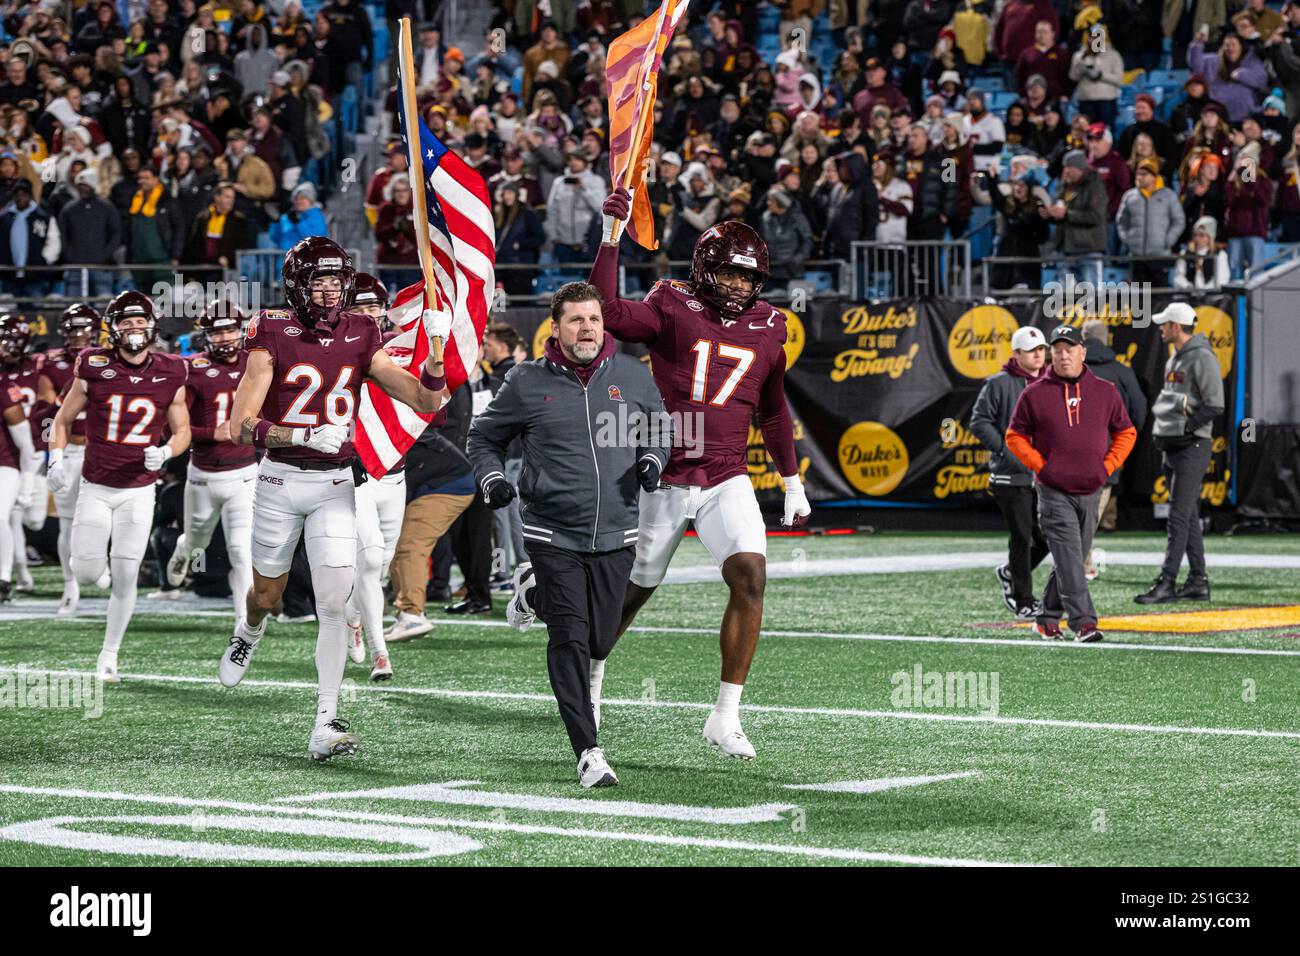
[1026,74,1048,92]
[728,182,752,205]
[938,69,962,88]
[1193,215,1218,242]
[1135,93,1156,111]
[1062,149,1089,171]
[767,187,792,210]
[1263,89,1286,113]
[291,181,318,203]
[925,94,945,111]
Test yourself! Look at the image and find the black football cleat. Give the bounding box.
[1134,575,1177,605]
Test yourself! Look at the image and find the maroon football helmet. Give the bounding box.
[103,290,157,354]
[198,299,247,361]
[282,236,355,326]
[689,220,769,318]
[350,272,390,311]
[0,314,30,365]
[59,303,100,352]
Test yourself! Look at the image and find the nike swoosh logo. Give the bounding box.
[345,335,361,342]
[332,479,347,484]
[748,322,769,330]
[152,376,167,382]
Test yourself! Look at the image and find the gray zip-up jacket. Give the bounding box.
[468,335,673,553]
[1151,331,1225,442]
[970,356,1041,487]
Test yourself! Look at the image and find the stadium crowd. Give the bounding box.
[360,0,1300,294]
[0,0,364,302]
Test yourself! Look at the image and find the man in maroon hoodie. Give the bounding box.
[853,58,910,128]
[1087,122,1132,221]
[1013,20,1072,100]
[995,0,1061,65]
[1006,324,1137,643]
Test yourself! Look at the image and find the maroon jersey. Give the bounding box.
[42,348,78,394]
[76,347,189,488]
[244,306,383,467]
[39,349,86,446]
[0,380,23,468]
[608,278,797,487]
[5,354,45,449]
[186,351,257,472]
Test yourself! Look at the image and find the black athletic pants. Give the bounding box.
[528,541,636,760]
[991,483,1050,607]
[448,495,493,605]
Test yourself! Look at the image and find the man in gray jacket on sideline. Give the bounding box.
[970,325,1049,619]
[1135,302,1224,604]
[468,281,672,790]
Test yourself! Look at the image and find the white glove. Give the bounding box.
[144,444,173,471]
[422,308,453,343]
[781,474,811,528]
[47,450,65,494]
[293,423,348,454]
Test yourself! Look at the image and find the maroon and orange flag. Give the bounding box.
[606,0,691,250]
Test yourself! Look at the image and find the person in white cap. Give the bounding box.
[1135,302,1224,604]
[970,325,1050,618]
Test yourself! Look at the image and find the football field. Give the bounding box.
[2,530,1299,867]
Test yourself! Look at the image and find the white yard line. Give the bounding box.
[0,784,1038,867]
[4,665,1298,741]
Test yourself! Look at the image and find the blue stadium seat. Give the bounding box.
[986,91,1018,113]
[533,274,583,295]
[977,75,1007,93]
[805,270,835,292]
[1103,267,1128,285]
[1145,69,1188,90]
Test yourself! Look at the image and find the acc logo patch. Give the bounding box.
[206,368,220,377]
[100,368,117,379]
[686,299,704,311]
[284,326,302,336]
[191,356,210,368]
[55,361,68,370]
[87,355,109,367]
[607,384,623,402]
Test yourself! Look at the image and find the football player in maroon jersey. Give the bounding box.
[162,301,257,625]
[49,292,192,683]
[219,238,449,761]
[585,188,811,759]
[37,304,99,615]
[0,325,43,603]
[0,315,45,595]
[341,272,397,681]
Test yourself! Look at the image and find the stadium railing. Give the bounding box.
[850,239,972,300]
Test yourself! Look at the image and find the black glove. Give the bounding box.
[637,455,662,493]
[481,472,517,509]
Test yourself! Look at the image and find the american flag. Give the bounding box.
[354,18,495,479]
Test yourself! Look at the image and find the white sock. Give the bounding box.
[589,658,606,701]
[101,556,141,656]
[354,545,388,658]
[312,564,354,727]
[58,518,78,599]
[239,616,267,643]
[714,681,744,722]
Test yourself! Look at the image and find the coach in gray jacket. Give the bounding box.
[1135,301,1224,604]
[468,281,672,789]
[970,325,1049,619]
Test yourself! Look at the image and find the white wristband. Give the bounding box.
[782,475,803,494]
[48,448,63,467]
[291,427,308,447]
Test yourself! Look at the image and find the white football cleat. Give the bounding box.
[577,746,618,788]
[703,710,756,760]
[95,568,112,590]
[370,653,393,682]
[505,562,536,632]
[165,537,190,587]
[309,718,359,761]
[15,567,34,593]
[275,612,316,624]
[96,651,120,684]
[56,593,79,618]
[219,631,260,687]
[384,611,433,642]
[146,588,182,601]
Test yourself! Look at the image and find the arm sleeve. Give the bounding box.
[1104,426,1137,474]
[757,349,799,477]
[969,378,1005,452]
[7,420,39,473]
[466,369,526,483]
[589,242,663,343]
[1005,428,1045,473]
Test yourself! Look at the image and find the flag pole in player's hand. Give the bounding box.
[397,16,444,363]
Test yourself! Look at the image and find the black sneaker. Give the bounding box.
[994,565,1016,613]
[1175,575,1211,601]
[1134,575,1177,605]
[1015,600,1042,621]
[0,579,10,604]
[1075,625,1105,643]
[445,599,492,615]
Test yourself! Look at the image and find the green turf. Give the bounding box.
[2,531,1299,866]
